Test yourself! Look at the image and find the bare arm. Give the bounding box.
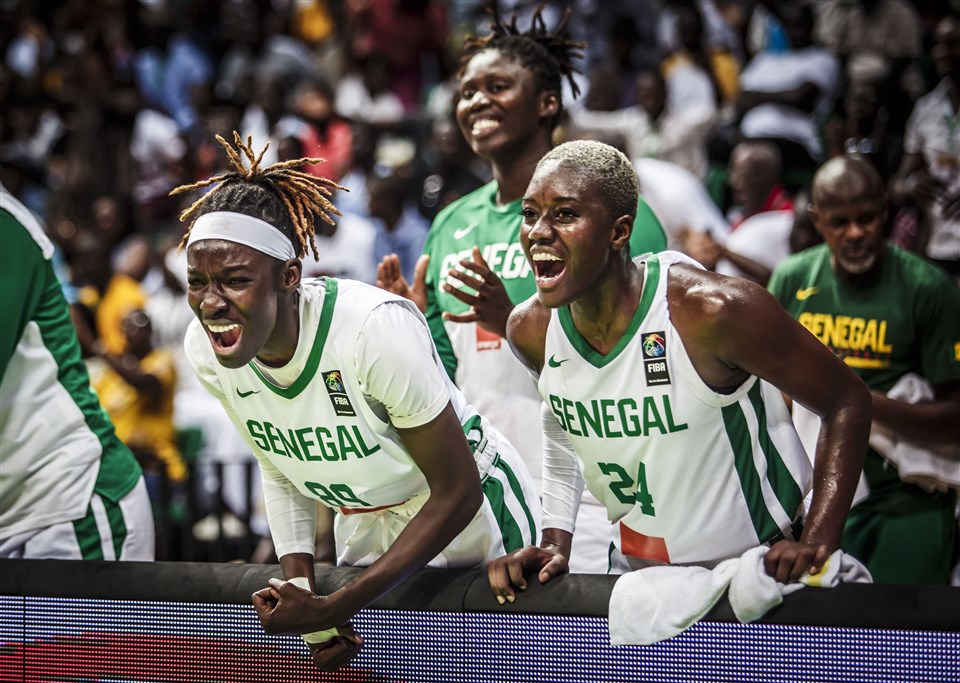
[255,403,482,634]
[872,381,960,445]
[504,293,550,374]
[670,267,872,579]
[487,297,573,603]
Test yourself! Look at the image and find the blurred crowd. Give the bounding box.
[2,0,957,562]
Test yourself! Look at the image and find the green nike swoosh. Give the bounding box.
[236,388,260,398]
[547,355,568,368]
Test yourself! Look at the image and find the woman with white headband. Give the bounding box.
[172,133,540,672]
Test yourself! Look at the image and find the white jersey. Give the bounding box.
[539,251,812,566]
[185,277,538,563]
[1,185,143,543]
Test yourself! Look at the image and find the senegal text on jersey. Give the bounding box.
[246,420,382,461]
[440,242,531,285]
[548,394,688,439]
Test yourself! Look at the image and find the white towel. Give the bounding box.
[870,373,960,492]
[608,546,872,645]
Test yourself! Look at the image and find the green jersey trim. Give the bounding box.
[721,382,794,543]
[73,504,105,560]
[745,381,804,520]
[558,255,661,368]
[251,277,338,399]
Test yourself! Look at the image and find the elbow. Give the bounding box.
[847,378,874,429]
[462,481,484,520]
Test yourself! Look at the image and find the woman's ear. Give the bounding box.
[279,258,302,293]
[612,215,633,252]
[539,91,560,121]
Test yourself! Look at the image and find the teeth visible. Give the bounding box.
[532,253,562,261]
[207,323,239,333]
[472,119,499,134]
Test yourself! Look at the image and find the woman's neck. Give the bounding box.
[490,138,554,205]
[569,260,644,356]
[257,291,301,367]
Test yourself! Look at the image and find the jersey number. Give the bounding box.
[597,461,656,516]
[305,481,371,508]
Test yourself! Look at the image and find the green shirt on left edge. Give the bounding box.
[1,199,141,534]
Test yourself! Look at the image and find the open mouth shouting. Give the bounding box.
[206,321,243,355]
[531,251,566,287]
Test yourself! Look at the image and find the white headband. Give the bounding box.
[187,211,297,261]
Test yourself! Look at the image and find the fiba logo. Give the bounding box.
[642,332,666,359]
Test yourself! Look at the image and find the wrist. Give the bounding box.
[288,576,340,643]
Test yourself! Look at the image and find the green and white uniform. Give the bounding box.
[0,185,153,560]
[185,277,539,568]
[540,251,812,569]
[769,244,960,584]
[423,181,667,572]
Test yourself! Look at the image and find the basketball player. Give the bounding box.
[174,134,539,670]
[1,184,154,561]
[377,6,667,573]
[487,141,872,603]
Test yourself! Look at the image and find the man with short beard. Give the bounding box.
[769,154,960,585]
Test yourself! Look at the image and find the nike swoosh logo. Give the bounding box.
[453,223,478,240]
[547,355,568,368]
[236,388,260,398]
[795,287,819,301]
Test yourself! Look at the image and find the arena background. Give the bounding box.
[2,559,959,682]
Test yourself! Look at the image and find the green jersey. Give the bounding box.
[769,243,960,510]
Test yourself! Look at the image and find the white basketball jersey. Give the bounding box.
[185,278,505,511]
[539,252,812,565]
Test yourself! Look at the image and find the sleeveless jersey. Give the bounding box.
[423,180,669,482]
[185,277,515,513]
[539,251,813,565]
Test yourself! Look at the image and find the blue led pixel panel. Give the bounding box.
[1,597,958,682]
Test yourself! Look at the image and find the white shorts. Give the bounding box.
[569,490,614,574]
[0,477,155,560]
[334,445,541,569]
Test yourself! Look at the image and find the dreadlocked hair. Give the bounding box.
[459,4,584,125]
[170,132,345,261]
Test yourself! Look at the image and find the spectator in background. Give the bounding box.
[239,73,291,169]
[69,229,148,356]
[630,157,732,252]
[769,155,960,584]
[131,4,215,139]
[891,15,960,278]
[568,69,715,180]
[1,183,154,561]
[89,308,186,498]
[342,0,448,113]
[418,114,487,222]
[681,140,793,285]
[661,3,740,108]
[129,104,189,232]
[335,53,406,127]
[286,76,353,184]
[736,2,839,173]
[275,135,376,284]
[823,53,904,182]
[368,172,430,285]
[812,0,922,89]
